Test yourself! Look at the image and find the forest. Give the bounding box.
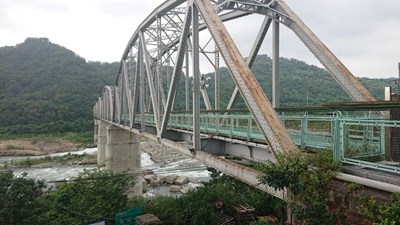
[0,38,117,137]
[0,37,398,137]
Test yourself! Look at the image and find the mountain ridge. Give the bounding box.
[0,38,398,136]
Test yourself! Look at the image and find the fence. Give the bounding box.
[135,110,400,174]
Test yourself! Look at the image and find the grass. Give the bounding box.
[0,131,94,146]
[10,153,97,167]
[5,145,26,150]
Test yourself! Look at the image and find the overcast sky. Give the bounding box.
[1,0,399,79]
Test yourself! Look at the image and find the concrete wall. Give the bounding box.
[97,121,107,166]
[105,125,141,172]
[101,125,142,196]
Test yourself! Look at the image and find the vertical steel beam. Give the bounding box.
[187,39,213,110]
[194,0,297,153]
[214,45,220,110]
[156,16,166,114]
[272,16,280,108]
[160,4,192,137]
[275,0,375,102]
[166,52,171,89]
[140,31,161,131]
[122,61,133,123]
[201,88,212,110]
[192,3,201,152]
[398,62,400,80]
[115,86,121,123]
[185,48,190,111]
[138,40,146,132]
[131,53,141,127]
[226,17,272,110]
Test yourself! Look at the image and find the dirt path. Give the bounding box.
[0,140,81,156]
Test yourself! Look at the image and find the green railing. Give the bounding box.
[135,110,400,174]
[333,113,400,174]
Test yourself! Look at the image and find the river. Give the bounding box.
[1,147,210,195]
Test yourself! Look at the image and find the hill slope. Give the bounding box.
[0,38,118,135]
[191,55,399,109]
[0,38,398,136]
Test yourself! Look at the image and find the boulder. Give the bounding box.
[170,185,181,192]
[180,186,194,194]
[150,177,161,187]
[165,174,179,184]
[159,176,166,184]
[143,174,157,183]
[174,175,189,185]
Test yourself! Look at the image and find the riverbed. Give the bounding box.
[1,142,210,195]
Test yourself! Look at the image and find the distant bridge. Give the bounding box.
[93,0,400,199]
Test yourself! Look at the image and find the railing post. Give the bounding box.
[248,117,252,141]
[333,112,344,163]
[216,114,220,135]
[380,125,386,156]
[230,115,234,138]
[300,112,308,150]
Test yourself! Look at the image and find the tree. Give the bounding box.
[43,168,136,225]
[0,171,46,225]
[257,151,345,225]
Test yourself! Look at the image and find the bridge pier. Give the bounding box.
[94,120,99,144]
[106,125,142,196]
[97,121,107,166]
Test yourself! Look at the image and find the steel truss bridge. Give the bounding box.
[94,0,400,198]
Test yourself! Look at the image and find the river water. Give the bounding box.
[1,148,210,195]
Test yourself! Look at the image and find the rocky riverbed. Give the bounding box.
[0,140,81,156]
[1,139,210,196]
[139,141,209,196]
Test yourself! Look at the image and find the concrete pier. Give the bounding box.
[106,125,142,196]
[97,121,107,166]
[94,120,99,144]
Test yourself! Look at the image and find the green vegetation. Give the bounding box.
[360,193,400,225]
[0,37,117,138]
[0,131,94,146]
[257,151,345,225]
[128,168,283,225]
[5,145,26,150]
[0,168,283,225]
[347,182,363,192]
[190,56,399,110]
[1,38,398,139]
[8,153,96,168]
[0,169,136,225]
[0,171,46,225]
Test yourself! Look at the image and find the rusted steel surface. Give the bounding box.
[196,151,284,199]
[276,0,375,102]
[194,0,297,153]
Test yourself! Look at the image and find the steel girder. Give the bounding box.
[160,4,193,137]
[94,0,376,154]
[194,0,297,152]
[100,86,114,122]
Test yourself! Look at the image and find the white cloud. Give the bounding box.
[0,0,399,78]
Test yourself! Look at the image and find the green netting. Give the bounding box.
[115,208,143,225]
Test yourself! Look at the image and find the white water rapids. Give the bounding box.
[1,147,210,195]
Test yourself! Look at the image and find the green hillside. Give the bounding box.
[193,55,398,109]
[0,38,118,136]
[0,38,397,137]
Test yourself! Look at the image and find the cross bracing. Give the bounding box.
[95,0,376,156]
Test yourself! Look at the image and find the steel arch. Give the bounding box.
[95,0,375,154]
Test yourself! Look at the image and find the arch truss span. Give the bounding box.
[94,0,375,155]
